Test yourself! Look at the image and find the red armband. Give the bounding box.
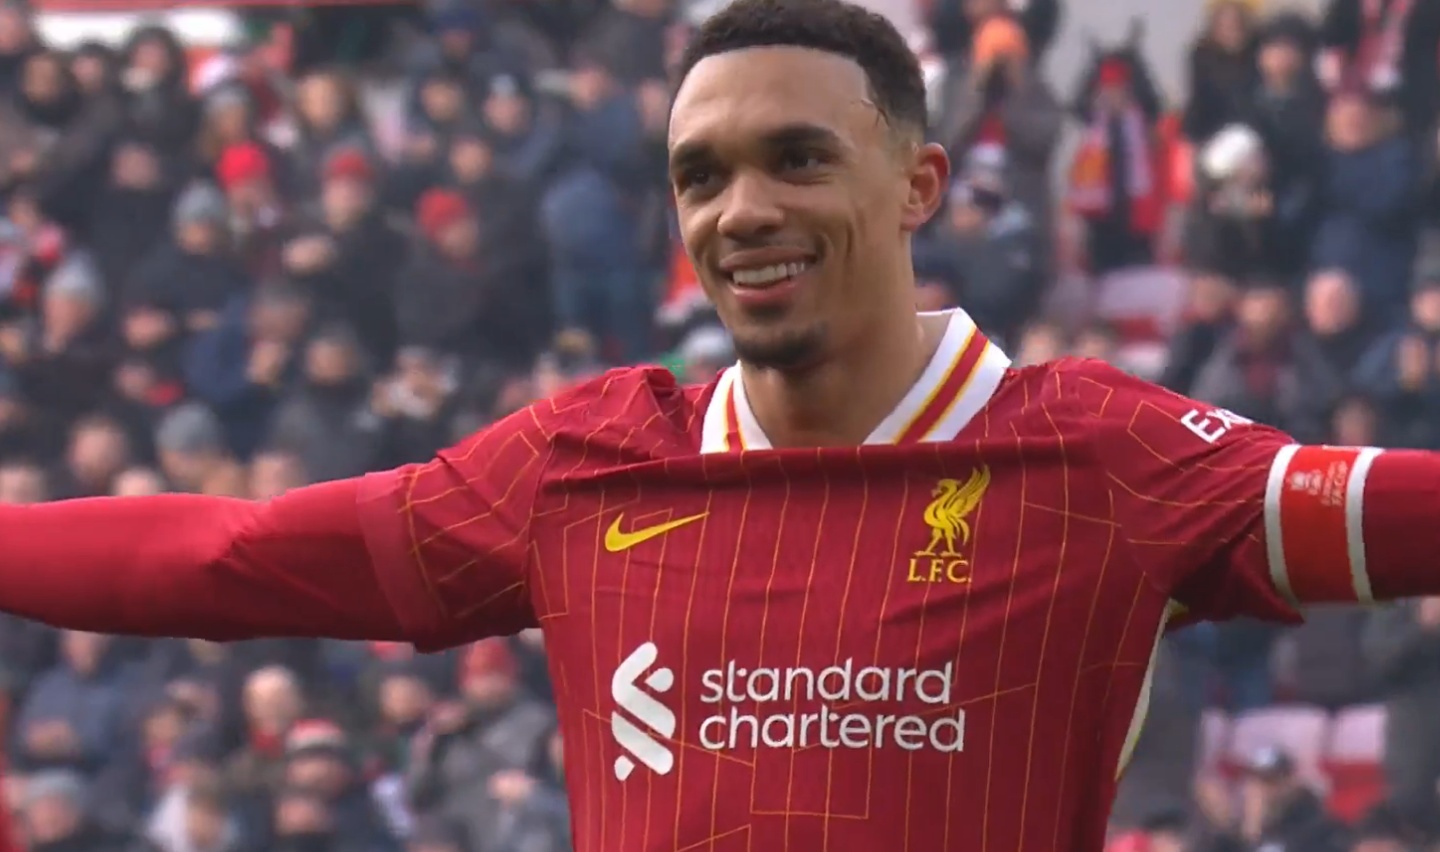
[1266,445,1440,604]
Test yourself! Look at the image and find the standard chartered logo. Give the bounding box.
[611,642,677,780]
[611,643,965,780]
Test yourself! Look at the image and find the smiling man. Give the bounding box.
[2,1,1440,851]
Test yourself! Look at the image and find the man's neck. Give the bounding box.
[741,309,948,448]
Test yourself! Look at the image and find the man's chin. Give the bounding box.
[730,321,828,373]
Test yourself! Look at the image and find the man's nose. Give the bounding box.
[716,171,784,239]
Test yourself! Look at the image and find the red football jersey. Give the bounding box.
[355,310,1333,852]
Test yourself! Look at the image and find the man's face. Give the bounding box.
[62,630,108,674]
[1327,94,1375,150]
[178,221,219,254]
[1258,39,1301,83]
[184,802,226,850]
[321,178,370,226]
[22,54,64,105]
[669,46,946,372]
[26,794,79,844]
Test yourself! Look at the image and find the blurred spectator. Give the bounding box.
[1313,88,1417,315]
[1185,123,1284,279]
[20,769,129,851]
[1066,40,1166,274]
[1188,282,1337,441]
[405,640,554,851]
[1364,599,1440,820]
[16,632,124,775]
[1246,13,1324,275]
[914,147,1043,345]
[1194,746,1347,851]
[937,13,1062,276]
[1183,0,1259,144]
[1316,0,1440,134]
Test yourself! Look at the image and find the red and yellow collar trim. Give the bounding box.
[700,309,1011,452]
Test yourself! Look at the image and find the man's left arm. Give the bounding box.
[1062,359,1440,620]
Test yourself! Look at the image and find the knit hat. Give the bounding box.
[216,142,270,192]
[323,147,373,184]
[416,188,471,238]
[204,83,250,117]
[155,402,226,456]
[462,638,517,681]
[285,718,350,760]
[1097,57,1132,88]
[24,770,86,807]
[45,252,104,307]
[173,182,227,226]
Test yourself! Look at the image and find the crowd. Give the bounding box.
[0,0,1432,848]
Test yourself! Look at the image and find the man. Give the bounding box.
[0,1,1431,850]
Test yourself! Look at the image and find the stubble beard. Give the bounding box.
[730,318,829,373]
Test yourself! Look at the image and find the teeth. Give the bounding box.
[731,262,809,286]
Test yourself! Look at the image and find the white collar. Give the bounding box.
[699,309,1011,452]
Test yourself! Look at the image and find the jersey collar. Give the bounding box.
[699,309,1011,453]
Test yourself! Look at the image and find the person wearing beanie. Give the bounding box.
[215,141,271,197]
[154,401,241,493]
[18,769,127,851]
[408,637,552,852]
[323,147,373,186]
[415,188,473,253]
[280,718,395,852]
[215,141,284,278]
[172,182,227,231]
[43,251,103,313]
[280,144,404,367]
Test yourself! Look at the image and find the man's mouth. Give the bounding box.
[729,261,812,288]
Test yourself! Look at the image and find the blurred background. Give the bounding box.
[0,0,1427,849]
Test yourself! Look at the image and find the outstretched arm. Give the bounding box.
[0,478,405,641]
[0,400,549,648]
[1064,359,1440,620]
[1264,445,1440,604]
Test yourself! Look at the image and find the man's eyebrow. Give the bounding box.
[761,122,845,152]
[669,122,847,169]
[668,139,712,172]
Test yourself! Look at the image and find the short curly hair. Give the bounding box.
[675,0,928,135]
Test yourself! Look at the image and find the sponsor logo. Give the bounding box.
[612,645,966,780]
[1180,407,1252,444]
[611,642,676,780]
[908,468,988,584]
[604,512,708,553]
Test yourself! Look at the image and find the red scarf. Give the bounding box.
[1066,105,1163,234]
[1355,0,1412,90]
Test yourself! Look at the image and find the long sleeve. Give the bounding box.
[0,478,406,642]
[1065,357,1440,619]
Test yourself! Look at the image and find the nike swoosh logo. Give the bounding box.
[604,512,708,552]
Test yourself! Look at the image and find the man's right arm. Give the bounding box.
[0,479,403,640]
[0,406,549,648]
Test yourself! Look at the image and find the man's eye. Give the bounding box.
[676,167,714,191]
[778,151,823,173]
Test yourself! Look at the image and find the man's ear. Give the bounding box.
[900,141,950,232]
